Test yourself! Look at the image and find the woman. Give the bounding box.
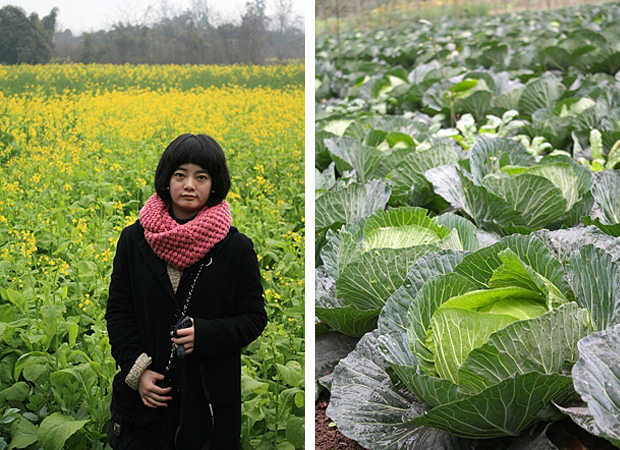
[105,133,268,450]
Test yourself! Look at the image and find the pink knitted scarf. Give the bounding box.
[139,194,232,270]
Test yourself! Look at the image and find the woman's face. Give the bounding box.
[169,163,212,219]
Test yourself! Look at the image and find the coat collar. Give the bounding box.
[135,223,239,305]
[137,236,177,303]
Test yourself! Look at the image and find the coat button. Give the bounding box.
[174,309,181,318]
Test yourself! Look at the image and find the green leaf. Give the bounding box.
[314,303,379,337]
[434,214,479,252]
[241,374,269,396]
[3,289,27,314]
[455,90,494,123]
[37,413,88,450]
[582,216,620,237]
[522,163,579,211]
[276,361,303,387]
[67,323,79,348]
[0,382,29,402]
[454,234,569,296]
[448,79,478,93]
[437,286,545,314]
[9,418,38,450]
[489,248,569,308]
[391,143,460,206]
[285,415,305,448]
[379,250,467,336]
[426,165,469,215]
[364,207,435,234]
[320,226,363,279]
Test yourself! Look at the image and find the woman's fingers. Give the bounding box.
[171,320,195,355]
[138,370,172,407]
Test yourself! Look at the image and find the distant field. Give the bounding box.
[316,0,619,34]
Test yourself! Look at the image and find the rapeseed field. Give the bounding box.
[0,63,305,450]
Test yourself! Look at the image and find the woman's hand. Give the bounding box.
[138,370,173,408]
[171,317,195,355]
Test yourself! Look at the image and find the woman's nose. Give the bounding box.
[184,178,195,190]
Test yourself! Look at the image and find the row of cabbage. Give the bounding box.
[315,2,620,450]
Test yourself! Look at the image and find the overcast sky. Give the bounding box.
[0,0,305,34]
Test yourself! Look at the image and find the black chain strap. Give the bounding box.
[162,258,211,380]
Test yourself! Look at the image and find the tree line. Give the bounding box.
[0,0,304,65]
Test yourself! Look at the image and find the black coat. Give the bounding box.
[105,220,267,448]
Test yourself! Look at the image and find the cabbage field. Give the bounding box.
[315,2,620,449]
[0,63,305,450]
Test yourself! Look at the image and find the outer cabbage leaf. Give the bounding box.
[324,136,384,183]
[315,304,380,337]
[468,136,535,184]
[316,180,390,231]
[379,250,468,336]
[434,214,479,252]
[566,244,620,331]
[391,143,461,206]
[591,170,620,225]
[520,163,579,211]
[317,207,481,336]
[534,226,620,263]
[453,234,571,299]
[328,330,477,450]
[481,173,568,230]
[518,74,566,117]
[337,245,440,310]
[569,324,620,447]
[427,137,591,235]
[410,372,574,439]
[316,267,381,337]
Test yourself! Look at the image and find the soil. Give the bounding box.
[315,389,368,450]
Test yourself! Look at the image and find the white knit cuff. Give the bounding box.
[125,353,152,390]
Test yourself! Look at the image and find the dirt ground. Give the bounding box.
[315,389,368,450]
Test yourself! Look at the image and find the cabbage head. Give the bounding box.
[328,231,620,449]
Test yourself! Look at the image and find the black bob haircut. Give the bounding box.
[154,133,231,207]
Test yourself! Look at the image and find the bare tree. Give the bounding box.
[273,0,293,33]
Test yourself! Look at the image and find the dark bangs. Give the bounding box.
[154,134,231,206]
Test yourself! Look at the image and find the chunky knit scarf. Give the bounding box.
[139,194,232,269]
